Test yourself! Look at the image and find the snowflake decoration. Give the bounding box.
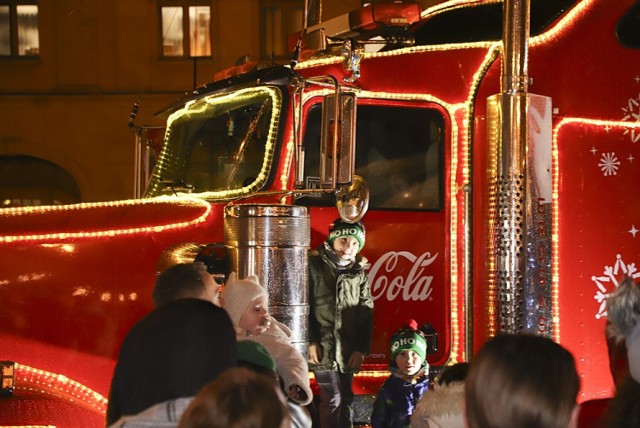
[621,92,640,143]
[592,254,640,319]
[598,152,620,176]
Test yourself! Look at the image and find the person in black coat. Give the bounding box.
[106,298,236,425]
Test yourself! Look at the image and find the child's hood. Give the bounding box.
[415,381,465,418]
[221,272,268,325]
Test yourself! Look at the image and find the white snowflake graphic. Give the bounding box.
[621,92,640,143]
[598,152,620,176]
[592,254,640,319]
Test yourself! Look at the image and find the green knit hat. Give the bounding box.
[389,320,427,369]
[237,340,276,373]
[327,219,366,251]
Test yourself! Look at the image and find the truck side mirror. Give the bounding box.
[320,92,356,188]
[336,175,369,223]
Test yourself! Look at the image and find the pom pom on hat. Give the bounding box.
[222,272,268,325]
[237,340,276,373]
[326,218,366,251]
[389,319,428,369]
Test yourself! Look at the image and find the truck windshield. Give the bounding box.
[145,86,282,198]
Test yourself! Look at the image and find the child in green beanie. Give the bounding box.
[308,218,374,428]
[370,320,429,428]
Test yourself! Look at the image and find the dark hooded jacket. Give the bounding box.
[106,298,236,425]
[371,372,429,428]
[308,244,374,373]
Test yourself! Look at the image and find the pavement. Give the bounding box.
[353,394,375,427]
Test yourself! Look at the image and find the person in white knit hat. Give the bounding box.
[221,272,313,410]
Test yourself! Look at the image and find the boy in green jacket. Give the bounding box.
[308,218,374,428]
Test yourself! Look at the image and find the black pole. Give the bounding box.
[193,56,197,90]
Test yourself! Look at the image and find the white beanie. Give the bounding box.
[222,272,268,325]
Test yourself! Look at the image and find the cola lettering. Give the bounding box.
[368,251,438,302]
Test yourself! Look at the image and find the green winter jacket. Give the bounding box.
[308,245,374,373]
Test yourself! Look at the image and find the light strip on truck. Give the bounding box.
[14,363,107,413]
[551,118,640,342]
[0,196,211,243]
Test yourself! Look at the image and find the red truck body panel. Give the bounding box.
[2,0,640,424]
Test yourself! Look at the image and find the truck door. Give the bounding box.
[297,97,453,382]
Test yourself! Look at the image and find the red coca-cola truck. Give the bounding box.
[1,0,640,425]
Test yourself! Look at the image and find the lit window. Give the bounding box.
[160,1,211,58]
[260,0,303,61]
[0,1,39,57]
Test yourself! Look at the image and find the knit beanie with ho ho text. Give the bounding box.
[326,218,366,252]
[389,319,428,370]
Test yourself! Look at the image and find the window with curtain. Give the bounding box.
[160,1,211,58]
[0,1,39,57]
[260,0,303,61]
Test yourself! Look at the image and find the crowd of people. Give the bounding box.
[105,218,640,428]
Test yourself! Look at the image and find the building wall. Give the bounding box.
[0,0,263,202]
[0,0,438,202]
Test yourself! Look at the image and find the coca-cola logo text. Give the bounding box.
[367,251,438,302]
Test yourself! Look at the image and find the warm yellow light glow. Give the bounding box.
[294,0,596,357]
[530,0,594,46]
[297,41,497,71]
[151,87,283,201]
[422,0,501,18]
[298,0,592,72]
[552,122,561,343]
[312,369,392,379]
[296,42,504,361]
[41,243,76,253]
[15,364,107,414]
[72,287,89,297]
[280,123,295,190]
[454,45,501,358]
[1,426,55,428]
[0,196,211,243]
[355,370,391,378]
[61,244,75,253]
[293,87,467,360]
